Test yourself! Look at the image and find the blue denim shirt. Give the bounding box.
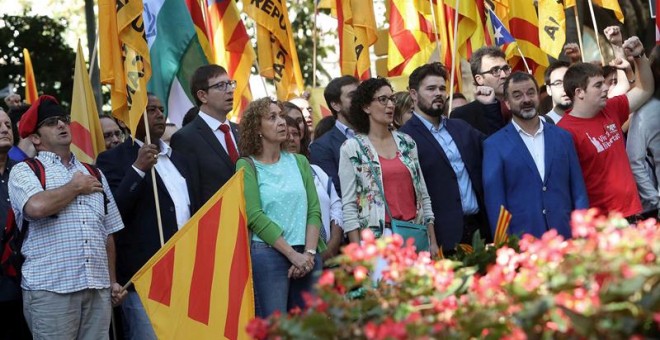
[414,112,479,214]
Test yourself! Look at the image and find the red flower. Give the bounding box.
[318,270,335,287]
[246,318,269,340]
[354,265,368,282]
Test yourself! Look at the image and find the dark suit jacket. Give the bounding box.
[170,115,239,205]
[482,122,589,238]
[450,100,507,136]
[309,126,347,197]
[399,115,489,250]
[96,139,199,286]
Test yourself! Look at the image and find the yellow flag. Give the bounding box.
[593,0,624,23]
[70,41,105,163]
[23,48,38,104]
[539,0,567,59]
[132,170,254,339]
[242,0,303,100]
[388,0,439,76]
[337,0,378,79]
[99,0,152,135]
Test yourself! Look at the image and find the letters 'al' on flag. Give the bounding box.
[206,0,256,121]
[70,41,106,163]
[131,169,254,339]
[538,0,566,59]
[23,48,38,104]
[243,0,303,100]
[388,0,439,77]
[99,0,152,135]
[336,0,378,80]
[143,0,209,127]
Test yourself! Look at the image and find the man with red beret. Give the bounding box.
[8,95,126,339]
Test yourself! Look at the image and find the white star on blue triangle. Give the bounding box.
[489,9,515,47]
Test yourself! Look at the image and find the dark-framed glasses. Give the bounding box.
[38,115,70,128]
[373,95,397,105]
[478,65,512,77]
[206,80,237,92]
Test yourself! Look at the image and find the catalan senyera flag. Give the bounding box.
[99,0,152,135]
[23,48,38,104]
[308,87,332,125]
[243,0,303,100]
[388,0,439,77]
[494,205,512,244]
[444,0,488,60]
[336,0,378,80]
[131,169,253,339]
[186,0,215,64]
[538,0,566,59]
[70,41,106,164]
[435,0,463,92]
[206,0,255,121]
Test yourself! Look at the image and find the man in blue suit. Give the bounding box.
[309,75,358,197]
[96,94,199,339]
[483,72,589,239]
[400,62,490,253]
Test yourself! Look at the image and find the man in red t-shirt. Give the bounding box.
[557,36,654,218]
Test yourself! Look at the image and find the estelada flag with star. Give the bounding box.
[131,169,254,339]
[488,8,515,47]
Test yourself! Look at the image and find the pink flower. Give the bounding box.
[354,265,368,282]
[245,318,269,340]
[361,228,376,243]
[318,270,335,287]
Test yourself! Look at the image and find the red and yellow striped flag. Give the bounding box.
[206,0,255,121]
[494,205,512,244]
[70,41,105,163]
[435,0,463,92]
[131,169,253,339]
[185,0,215,64]
[99,0,152,135]
[337,0,378,80]
[23,48,38,104]
[444,0,489,60]
[243,0,303,100]
[388,0,438,77]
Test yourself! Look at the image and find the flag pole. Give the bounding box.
[312,0,319,88]
[572,6,586,62]
[586,0,605,65]
[515,45,532,74]
[447,0,460,115]
[428,0,443,61]
[89,35,99,79]
[141,110,166,248]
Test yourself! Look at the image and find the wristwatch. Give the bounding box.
[305,249,317,255]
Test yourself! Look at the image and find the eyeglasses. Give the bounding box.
[547,81,564,88]
[103,130,123,140]
[38,115,70,128]
[206,80,237,92]
[373,95,397,105]
[478,65,512,77]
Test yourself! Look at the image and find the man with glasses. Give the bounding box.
[544,61,572,124]
[100,115,124,150]
[451,46,512,136]
[170,64,238,205]
[8,95,125,339]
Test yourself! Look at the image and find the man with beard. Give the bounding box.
[558,36,654,221]
[544,61,572,124]
[400,62,490,254]
[483,72,589,239]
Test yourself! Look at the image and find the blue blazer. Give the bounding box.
[400,115,489,249]
[96,139,199,286]
[310,126,347,197]
[482,122,589,239]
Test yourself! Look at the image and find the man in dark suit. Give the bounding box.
[400,62,490,254]
[170,64,239,205]
[483,72,588,239]
[309,75,358,196]
[451,46,512,136]
[96,94,198,340]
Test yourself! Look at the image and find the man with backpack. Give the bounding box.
[7,95,125,339]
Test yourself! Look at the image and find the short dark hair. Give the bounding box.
[452,92,466,101]
[602,65,617,79]
[348,78,392,135]
[544,61,570,85]
[503,71,538,99]
[313,115,336,140]
[563,63,603,101]
[190,64,228,106]
[470,46,506,79]
[408,62,448,91]
[324,76,359,117]
[182,107,199,127]
[7,104,29,145]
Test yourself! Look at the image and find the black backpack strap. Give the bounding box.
[81,162,109,215]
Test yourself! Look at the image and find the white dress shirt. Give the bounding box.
[512,118,545,180]
[133,139,191,229]
[198,111,238,155]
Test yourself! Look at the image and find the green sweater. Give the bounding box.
[237,154,326,251]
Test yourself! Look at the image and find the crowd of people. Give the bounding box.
[0,25,658,339]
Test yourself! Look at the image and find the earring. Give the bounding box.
[258,133,263,138]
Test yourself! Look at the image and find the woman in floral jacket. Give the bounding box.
[338,78,438,256]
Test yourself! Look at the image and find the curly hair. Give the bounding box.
[348,78,393,135]
[238,97,282,157]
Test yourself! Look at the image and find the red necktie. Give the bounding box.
[219,124,239,163]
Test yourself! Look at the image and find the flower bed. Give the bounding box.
[247,209,660,339]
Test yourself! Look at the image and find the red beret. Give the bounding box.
[19,95,65,138]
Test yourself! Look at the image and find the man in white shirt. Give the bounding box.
[544,61,572,124]
[483,72,588,239]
